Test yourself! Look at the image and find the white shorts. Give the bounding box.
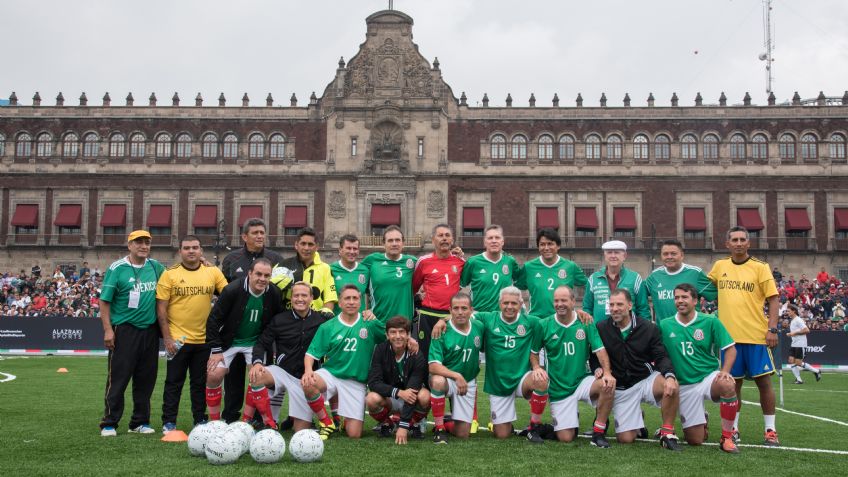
[446,378,477,424]
[613,372,660,433]
[550,375,598,432]
[266,366,312,422]
[679,370,719,429]
[489,371,531,425]
[218,346,253,369]
[316,368,366,421]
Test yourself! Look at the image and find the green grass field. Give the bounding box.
[1,356,846,476]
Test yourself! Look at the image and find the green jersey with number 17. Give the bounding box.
[428,319,485,382]
[516,256,587,318]
[362,252,417,321]
[306,314,386,383]
[659,312,734,385]
[474,311,540,396]
[460,253,522,313]
[532,313,604,401]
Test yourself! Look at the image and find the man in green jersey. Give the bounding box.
[99,230,166,437]
[517,228,587,318]
[530,286,615,447]
[302,285,387,439]
[460,225,521,313]
[330,234,370,314]
[361,225,417,321]
[429,292,485,443]
[583,240,650,322]
[660,284,739,453]
[475,286,548,443]
[645,240,716,321]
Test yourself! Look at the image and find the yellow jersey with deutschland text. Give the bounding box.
[707,256,778,345]
[156,263,228,344]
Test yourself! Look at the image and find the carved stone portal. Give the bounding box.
[328,190,346,218]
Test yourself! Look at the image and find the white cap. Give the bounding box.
[601,240,627,251]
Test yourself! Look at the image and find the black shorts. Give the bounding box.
[790,347,805,360]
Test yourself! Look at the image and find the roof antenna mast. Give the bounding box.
[759,0,775,95]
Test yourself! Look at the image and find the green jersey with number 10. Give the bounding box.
[428,320,485,382]
[474,311,540,396]
[532,313,604,401]
[659,312,734,385]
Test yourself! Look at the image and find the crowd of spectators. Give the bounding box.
[774,266,848,332]
[1,262,101,318]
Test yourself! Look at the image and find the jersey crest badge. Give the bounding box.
[406,259,414,269]
[575,329,586,340]
[558,269,567,279]
[502,264,509,274]
[452,265,458,273]
[693,329,705,341]
[474,336,481,348]
[359,328,369,339]
[358,274,366,284]
[517,325,526,336]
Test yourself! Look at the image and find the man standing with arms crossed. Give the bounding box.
[220,218,282,423]
[157,235,227,432]
[517,228,587,318]
[99,230,165,436]
[708,226,781,446]
[645,239,716,321]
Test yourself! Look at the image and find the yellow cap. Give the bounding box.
[127,230,152,242]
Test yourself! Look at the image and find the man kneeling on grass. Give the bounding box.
[366,316,430,444]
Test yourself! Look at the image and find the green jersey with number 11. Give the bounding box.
[460,253,522,313]
[474,311,540,396]
[428,320,485,382]
[659,312,734,385]
[532,313,604,401]
[306,314,386,383]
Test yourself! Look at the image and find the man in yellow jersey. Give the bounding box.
[708,226,780,446]
[271,227,337,312]
[156,235,227,432]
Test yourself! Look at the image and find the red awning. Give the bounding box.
[785,208,812,231]
[370,204,401,226]
[100,204,127,227]
[54,204,82,227]
[283,205,307,228]
[238,205,263,227]
[147,204,172,227]
[193,205,218,228]
[10,204,38,227]
[536,207,559,229]
[574,207,598,229]
[613,207,637,230]
[835,208,848,231]
[683,207,707,232]
[462,207,485,229]
[736,208,764,231]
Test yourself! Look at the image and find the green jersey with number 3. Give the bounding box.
[659,312,734,385]
[516,256,587,318]
[460,253,522,313]
[532,313,604,401]
[428,319,485,382]
[231,293,264,346]
[474,311,540,396]
[362,253,417,321]
[306,314,386,383]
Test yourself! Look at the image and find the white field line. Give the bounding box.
[0,371,17,383]
[743,385,848,394]
[742,400,848,427]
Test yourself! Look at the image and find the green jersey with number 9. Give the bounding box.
[659,312,734,385]
[460,253,522,313]
[516,256,587,318]
[306,314,387,383]
[474,311,540,396]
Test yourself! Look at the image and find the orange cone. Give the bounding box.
[161,430,189,442]
[57,368,68,373]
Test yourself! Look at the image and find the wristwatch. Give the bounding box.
[768,327,779,334]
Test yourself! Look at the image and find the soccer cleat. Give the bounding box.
[815,371,822,382]
[411,425,425,439]
[659,433,683,451]
[162,422,176,434]
[792,380,803,385]
[378,423,394,438]
[317,421,336,441]
[703,411,709,443]
[720,436,740,454]
[763,429,780,447]
[525,424,545,444]
[433,428,449,444]
[652,428,662,439]
[128,424,155,434]
[470,419,479,434]
[487,422,494,432]
[590,432,611,448]
[279,416,295,431]
[100,426,117,437]
[639,427,650,439]
[730,429,740,444]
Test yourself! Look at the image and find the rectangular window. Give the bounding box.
[109,141,125,158]
[703,142,718,160]
[462,207,485,236]
[417,137,424,158]
[157,141,172,158]
[351,137,358,157]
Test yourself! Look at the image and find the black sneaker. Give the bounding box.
[378,423,394,438]
[526,424,544,444]
[279,416,295,431]
[731,428,740,444]
[659,433,683,451]
[590,431,611,448]
[411,425,425,439]
[433,428,448,444]
[815,371,822,382]
[793,380,804,384]
[638,427,650,439]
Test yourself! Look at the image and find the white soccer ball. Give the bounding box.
[227,421,255,454]
[249,429,286,464]
[205,420,229,435]
[205,429,243,465]
[289,429,324,463]
[187,424,215,457]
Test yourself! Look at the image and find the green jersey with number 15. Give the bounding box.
[460,253,522,313]
[474,311,540,396]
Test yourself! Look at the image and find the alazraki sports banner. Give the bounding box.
[0,316,106,351]
[778,331,848,366]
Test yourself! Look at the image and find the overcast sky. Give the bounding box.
[3,0,846,107]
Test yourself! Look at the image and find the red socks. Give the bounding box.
[431,395,446,429]
[659,424,675,436]
[592,420,607,434]
[720,397,739,438]
[205,386,222,421]
[370,403,392,424]
[244,386,276,428]
[529,391,548,425]
[307,394,334,426]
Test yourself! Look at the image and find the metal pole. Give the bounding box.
[777,330,784,407]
